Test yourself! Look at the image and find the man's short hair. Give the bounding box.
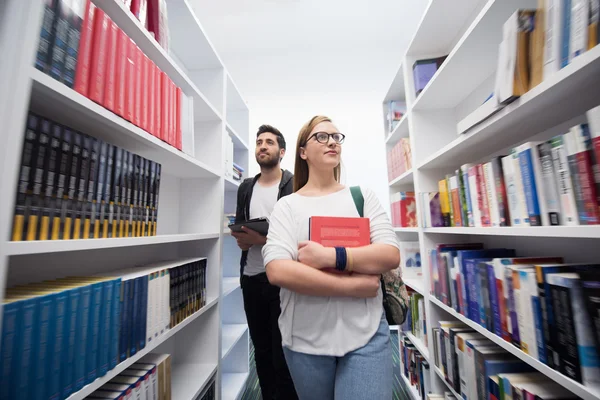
[256,125,286,151]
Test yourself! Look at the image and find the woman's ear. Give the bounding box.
[299,147,307,160]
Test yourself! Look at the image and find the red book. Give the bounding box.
[147,60,156,137]
[103,20,118,113]
[74,0,95,97]
[576,150,600,224]
[175,86,182,150]
[124,38,136,122]
[133,45,143,127]
[160,72,169,142]
[140,54,150,132]
[169,80,176,146]
[154,65,162,138]
[114,28,128,118]
[88,9,109,104]
[476,164,491,227]
[130,0,148,27]
[309,216,370,274]
[398,192,416,227]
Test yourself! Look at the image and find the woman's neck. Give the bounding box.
[301,167,342,195]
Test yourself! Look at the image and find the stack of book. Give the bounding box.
[401,289,427,347]
[422,105,600,227]
[400,334,432,399]
[35,0,184,151]
[233,162,244,182]
[87,353,172,400]
[432,321,578,400]
[390,191,416,227]
[0,258,207,400]
[386,100,407,135]
[387,138,412,182]
[429,242,600,389]
[11,112,162,242]
[460,4,600,133]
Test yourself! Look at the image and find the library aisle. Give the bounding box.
[386,1,600,400]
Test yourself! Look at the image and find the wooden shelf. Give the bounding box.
[66,297,218,400]
[429,296,600,400]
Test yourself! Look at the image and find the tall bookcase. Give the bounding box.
[383,1,600,399]
[0,0,249,399]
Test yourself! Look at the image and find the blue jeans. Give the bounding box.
[282,315,392,400]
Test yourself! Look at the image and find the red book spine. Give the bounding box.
[175,86,182,150]
[133,45,143,128]
[88,9,109,104]
[477,164,491,227]
[74,0,95,97]
[169,80,176,146]
[141,54,150,132]
[103,20,118,112]
[114,28,127,118]
[576,151,600,224]
[147,61,155,137]
[400,196,416,227]
[160,72,169,142]
[154,65,162,138]
[124,38,136,122]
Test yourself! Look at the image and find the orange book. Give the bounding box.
[309,216,370,273]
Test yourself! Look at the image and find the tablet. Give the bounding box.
[228,217,270,236]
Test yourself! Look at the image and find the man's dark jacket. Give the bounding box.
[235,169,294,276]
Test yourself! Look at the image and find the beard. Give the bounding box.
[256,152,279,168]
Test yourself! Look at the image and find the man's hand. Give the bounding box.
[298,241,335,270]
[231,226,267,250]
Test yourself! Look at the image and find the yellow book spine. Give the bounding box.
[12,215,24,241]
[26,215,38,241]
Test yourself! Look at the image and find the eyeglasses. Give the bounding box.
[308,131,346,145]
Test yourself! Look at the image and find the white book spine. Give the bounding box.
[512,151,531,226]
[152,272,160,339]
[483,162,499,227]
[146,274,154,343]
[544,0,564,76]
[502,155,520,226]
[163,270,170,333]
[537,141,562,225]
[551,136,579,224]
[518,270,539,360]
[570,0,589,60]
[468,168,482,227]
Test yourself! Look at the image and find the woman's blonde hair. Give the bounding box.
[293,115,341,192]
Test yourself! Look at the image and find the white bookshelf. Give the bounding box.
[0,0,250,399]
[383,1,600,399]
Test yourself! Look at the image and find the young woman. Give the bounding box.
[262,115,401,399]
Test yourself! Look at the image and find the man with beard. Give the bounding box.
[232,124,296,400]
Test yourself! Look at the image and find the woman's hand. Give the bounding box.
[344,273,381,298]
[297,241,335,270]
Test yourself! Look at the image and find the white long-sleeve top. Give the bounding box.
[262,186,399,356]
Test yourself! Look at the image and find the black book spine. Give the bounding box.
[110,147,122,238]
[51,123,69,240]
[49,0,70,80]
[136,157,146,237]
[41,122,63,240]
[153,164,161,236]
[57,128,72,239]
[93,141,108,239]
[35,0,58,72]
[130,155,140,237]
[64,130,82,239]
[144,160,151,236]
[73,133,90,239]
[119,151,130,238]
[62,0,84,87]
[124,152,134,237]
[29,118,52,241]
[83,136,98,239]
[477,262,493,331]
[581,274,600,352]
[101,145,114,238]
[12,114,40,241]
[550,283,582,382]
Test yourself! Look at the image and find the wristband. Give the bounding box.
[334,247,347,271]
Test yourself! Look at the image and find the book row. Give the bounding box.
[421,106,600,227]
[0,258,208,400]
[385,100,407,135]
[391,191,417,228]
[400,291,427,347]
[36,0,184,151]
[122,0,170,52]
[413,55,447,99]
[432,321,578,400]
[232,162,245,182]
[429,242,600,387]
[387,137,412,182]
[11,112,163,242]
[400,334,434,400]
[86,353,172,400]
[460,3,600,133]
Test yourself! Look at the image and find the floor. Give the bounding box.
[240,330,408,400]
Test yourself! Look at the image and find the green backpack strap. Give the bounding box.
[350,186,364,218]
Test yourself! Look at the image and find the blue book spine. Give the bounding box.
[61,287,80,398]
[86,282,103,383]
[0,301,22,400]
[35,0,58,72]
[561,0,572,68]
[458,253,471,318]
[74,285,91,391]
[32,293,56,400]
[506,271,522,347]
[487,262,503,337]
[119,280,130,362]
[139,276,148,351]
[477,265,487,329]
[519,147,542,226]
[48,0,70,81]
[98,280,113,377]
[131,278,140,356]
[110,279,122,370]
[532,296,548,363]
[15,297,39,400]
[463,168,474,227]
[49,291,68,400]
[466,259,480,323]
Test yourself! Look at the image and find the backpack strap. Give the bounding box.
[350,186,364,217]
